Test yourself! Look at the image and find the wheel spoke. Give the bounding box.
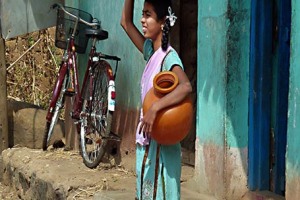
[80,61,113,168]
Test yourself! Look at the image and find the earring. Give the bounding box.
[161,25,164,30]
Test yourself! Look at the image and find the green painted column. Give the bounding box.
[196,0,250,198]
[286,1,300,199]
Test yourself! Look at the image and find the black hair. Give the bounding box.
[145,0,173,51]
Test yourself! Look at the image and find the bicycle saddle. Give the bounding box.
[85,28,108,40]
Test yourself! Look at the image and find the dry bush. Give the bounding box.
[6,28,63,109]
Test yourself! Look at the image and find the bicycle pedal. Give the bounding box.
[65,88,75,96]
[73,119,81,124]
[103,132,121,142]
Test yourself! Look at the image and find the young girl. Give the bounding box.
[121,0,192,199]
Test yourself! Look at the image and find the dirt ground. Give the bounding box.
[0,182,19,199]
[0,147,195,199]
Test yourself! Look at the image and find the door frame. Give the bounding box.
[272,0,290,195]
[249,0,290,194]
[249,0,273,191]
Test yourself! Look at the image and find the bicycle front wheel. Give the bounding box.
[43,70,69,151]
[80,61,113,168]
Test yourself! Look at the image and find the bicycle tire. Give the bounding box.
[43,71,69,151]
[80,61,113,168]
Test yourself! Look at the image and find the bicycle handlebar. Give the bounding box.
[96,53,121,61]
[51,3,100,28]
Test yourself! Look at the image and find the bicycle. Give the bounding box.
[43,3,121,169]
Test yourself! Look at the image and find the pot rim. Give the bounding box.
[153,71,179,94]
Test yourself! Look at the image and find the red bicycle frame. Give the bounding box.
[46,35,116,124]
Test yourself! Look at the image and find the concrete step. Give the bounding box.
[1,147,214,200]
[241,191,285,200]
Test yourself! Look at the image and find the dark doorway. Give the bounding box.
[172,0,198,166]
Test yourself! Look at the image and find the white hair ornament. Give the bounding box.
[166,7,177,27]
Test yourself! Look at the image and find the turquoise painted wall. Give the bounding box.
[197,0,250,198]
[66,0,145,110]
[65,0,78,8]
[225,0,250,148]
[197,0,249,147]
[287,0,300,181]
[85,0,145,110]
[197,0,228,146]
[285,1,300,198]
[64,0,146,148]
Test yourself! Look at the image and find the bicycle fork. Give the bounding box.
[46,62,69,122]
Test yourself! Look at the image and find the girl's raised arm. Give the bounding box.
[121,0,145,53]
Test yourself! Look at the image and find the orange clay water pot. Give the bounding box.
[143,71,193,145]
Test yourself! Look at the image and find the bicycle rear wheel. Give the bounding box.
[80,61,113,168]
[43,70,69,151]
